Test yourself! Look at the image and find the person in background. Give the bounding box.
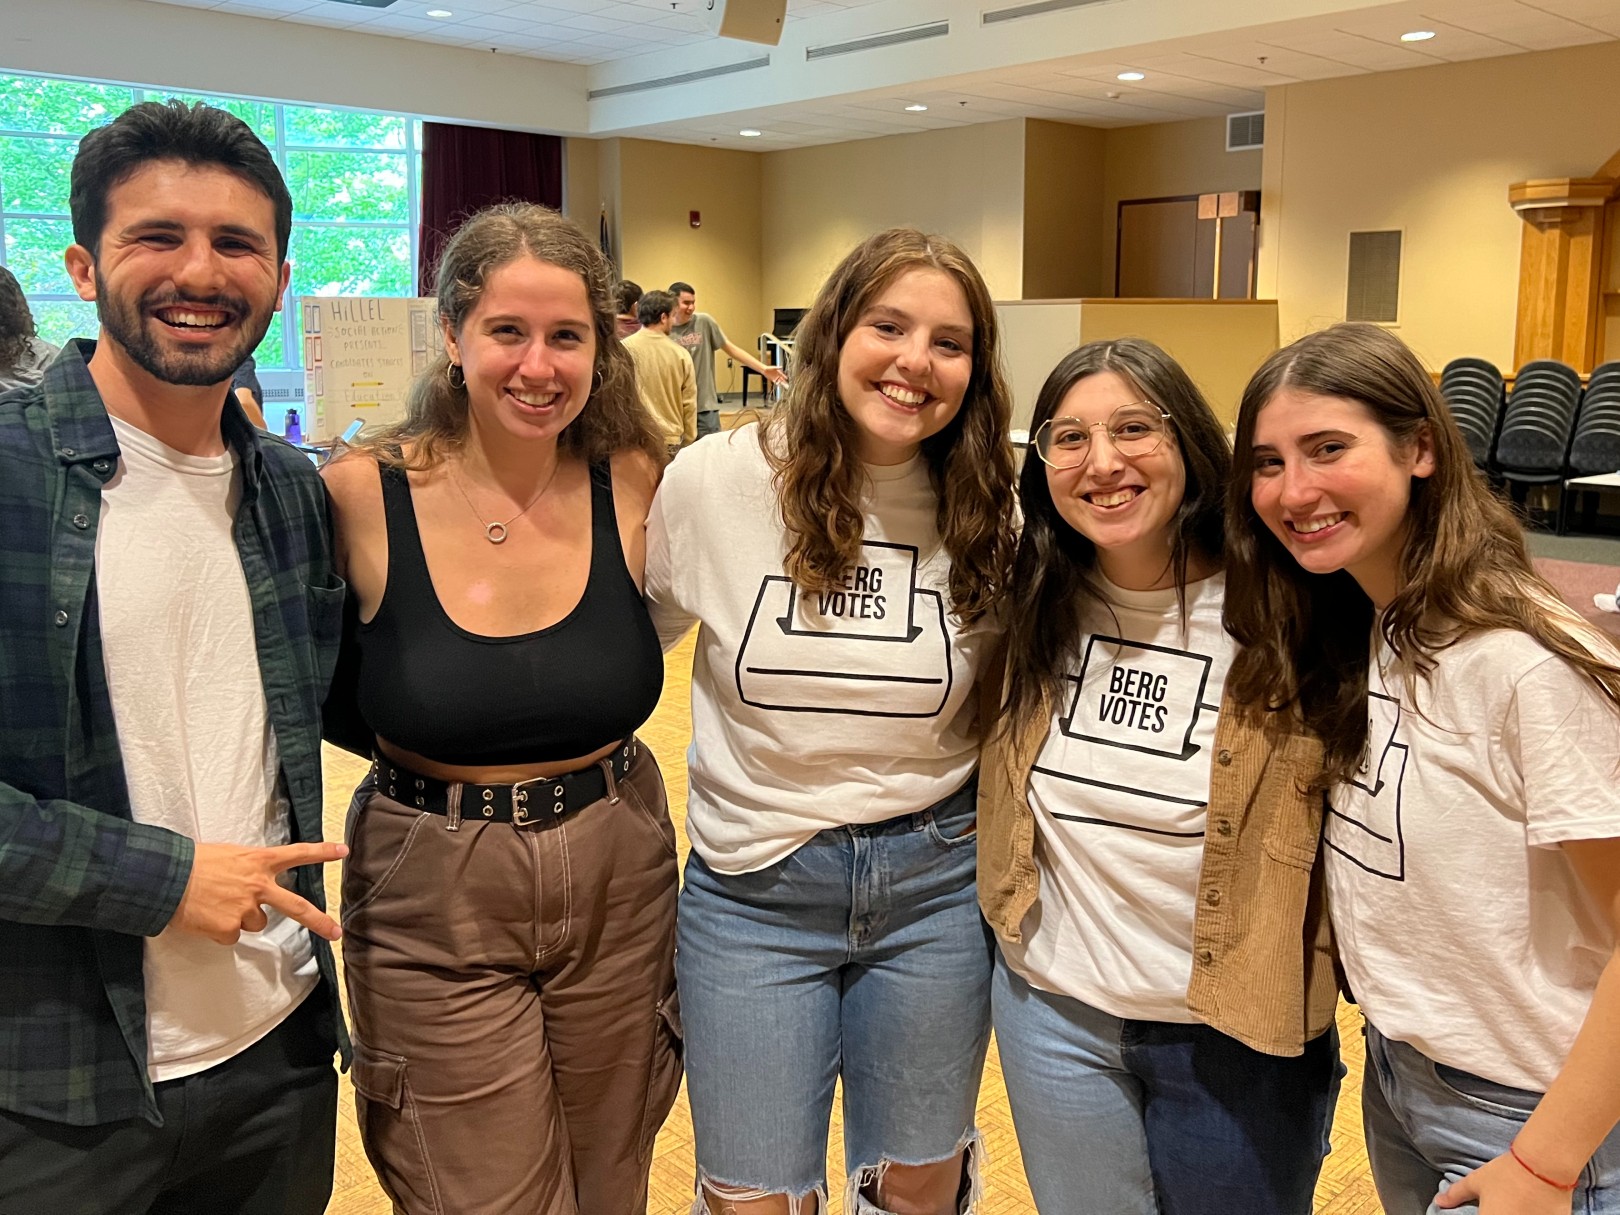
[979,339,1340,1215]
[322,203,678,1215]
[648,228,1018,1213]
[0,100,348,1215]
[623,288,697,455]
[0,264,60,392]
[614,278,642,338]
[1230,321,1620,1215]
[231,353,268,429]
[668,279,787,438]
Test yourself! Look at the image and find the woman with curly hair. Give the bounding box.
[646,227,1018,1214]
[0,265,59,391]
[322,203,678,1214]
[1229,322,1620,1215]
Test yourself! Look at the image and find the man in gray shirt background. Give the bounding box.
[668,280,786,437]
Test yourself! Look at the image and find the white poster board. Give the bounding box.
[300,296,440,441]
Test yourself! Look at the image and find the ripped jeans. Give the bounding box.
[676,778,992,1212]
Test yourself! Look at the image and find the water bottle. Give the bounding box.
[283,408,302,446]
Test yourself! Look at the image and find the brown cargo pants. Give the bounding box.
[339,747,681,1214]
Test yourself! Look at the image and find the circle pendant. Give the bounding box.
[485,522,509,544]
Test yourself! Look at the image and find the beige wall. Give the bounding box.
[1023,120,1108,299]
[1257,40,1620,372]
[1101,117,1262,296]
[609,139,764,374]
[761,120,1028,327]
[563,139,600,228]
[17,0,587,133]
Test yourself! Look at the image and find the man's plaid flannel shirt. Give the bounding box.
[0,339,349,1127]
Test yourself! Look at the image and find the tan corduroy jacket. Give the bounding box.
[978,680,1341,1057]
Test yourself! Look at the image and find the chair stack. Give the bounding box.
[1568,361,1620,477]
[1493,359,1584,498]
[1438,357,1506,469]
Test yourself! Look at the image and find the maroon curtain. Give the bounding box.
[417,122,564,293]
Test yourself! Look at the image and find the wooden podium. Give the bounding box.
[1509,150,1620,373]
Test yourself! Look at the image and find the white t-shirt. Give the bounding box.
[645,424,997,873]
[1327,627,1620,1092]
[1003,573,1232,1022]
[97,416,316,1082]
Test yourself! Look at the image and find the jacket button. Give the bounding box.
[72,513,90,529]
[1197,948,1214,964]
[54,609,69,627]
[1216,749,1233,765]
[1215,819,1232,836]
[1205,889,1221,906]
[92,459,112,475]
[61,446,76,458]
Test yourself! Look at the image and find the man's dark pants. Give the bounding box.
[0,989,338,1215]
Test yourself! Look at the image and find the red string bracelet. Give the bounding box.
[1508,1142,1579,1192]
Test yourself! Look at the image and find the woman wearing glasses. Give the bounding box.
[979,340,1342,1214]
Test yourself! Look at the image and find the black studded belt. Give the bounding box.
[371,738,641,829]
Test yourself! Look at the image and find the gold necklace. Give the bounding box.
[451,456,562,544]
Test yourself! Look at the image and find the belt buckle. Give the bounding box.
[509,775,567,827]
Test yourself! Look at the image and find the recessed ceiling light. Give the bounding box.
[1117,71,1145,81]
[1400,29,1435,41]
[904,103,928,112]
[739,128,762,137]
[426,8,453,15]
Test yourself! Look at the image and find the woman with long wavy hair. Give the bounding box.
[322,203,679,1214]
[645,227,1017,1214]
[0,265,59,392]
[978,339,1341,1214]
[1229,321,1620,1215]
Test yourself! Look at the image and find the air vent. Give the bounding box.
[326,0,396,7]
[588,56,770,100]
[982,0,1115,26]
[1347,230,1402,324]
[1226,111,1264,151]
[806,21,948,61]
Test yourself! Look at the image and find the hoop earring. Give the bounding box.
[446,362,465,389]
[592,367,604,394]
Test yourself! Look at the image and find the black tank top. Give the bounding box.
[352,459,664,766]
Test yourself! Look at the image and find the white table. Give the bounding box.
[1558,471,1620,534]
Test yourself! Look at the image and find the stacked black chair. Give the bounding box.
[1559,360,1620,532]
[1494,359,1583,515]
[1438,356,1506,469]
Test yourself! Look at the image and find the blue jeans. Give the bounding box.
[696,408,721,437]
[992,958,1341,1215]
[1363,1024,1620,1214]
[676,779,991,1209]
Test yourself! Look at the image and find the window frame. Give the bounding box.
[0,73,423,370]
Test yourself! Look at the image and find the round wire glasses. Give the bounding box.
[1033,403,1173,469]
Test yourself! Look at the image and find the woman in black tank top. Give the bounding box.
[321,204,678,1215]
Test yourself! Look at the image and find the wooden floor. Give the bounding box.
[320,631,1385,1214]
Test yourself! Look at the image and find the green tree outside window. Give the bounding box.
[0,71,420,366]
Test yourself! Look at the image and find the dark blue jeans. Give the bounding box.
[994,957,1343,1215]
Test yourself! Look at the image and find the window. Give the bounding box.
[0,72,422,370]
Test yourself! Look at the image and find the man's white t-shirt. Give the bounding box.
[1327,627,1620,1092]
[645,425,997,873]
[97,416,316,1082]
[1003,573,1232,1022]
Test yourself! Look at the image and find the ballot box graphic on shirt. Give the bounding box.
[735,540,952,716]
[1326,689,1408,881]
[1029,635,1218,836]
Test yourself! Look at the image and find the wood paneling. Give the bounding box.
[1511,173,1618,372]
